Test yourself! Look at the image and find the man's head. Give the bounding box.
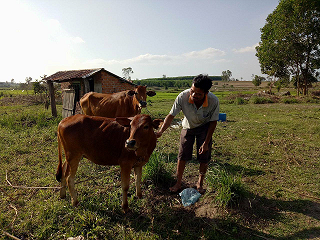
[192,74,212,93]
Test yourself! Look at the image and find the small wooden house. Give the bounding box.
[45,68,135,117]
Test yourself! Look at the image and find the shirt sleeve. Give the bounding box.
[169,92,183,116]
[210,96,220,121]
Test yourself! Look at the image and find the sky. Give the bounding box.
[0,0,280,83]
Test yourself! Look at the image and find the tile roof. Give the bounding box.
[44,68,134,85]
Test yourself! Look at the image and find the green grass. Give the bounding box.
[1,90,320,239]
[0,89,31,99]
[206,165,247,208]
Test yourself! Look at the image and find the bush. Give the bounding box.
[281,97,300,104]
[305,96,320,103]
[311,90,320,97]
[234,97,246,105]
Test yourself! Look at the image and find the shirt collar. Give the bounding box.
[188,94,208,107]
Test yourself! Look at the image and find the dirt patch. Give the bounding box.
[0,95,61,106]
[194,196,219,219]
[0,95,42,106]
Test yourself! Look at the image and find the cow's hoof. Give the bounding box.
[122,203,129,213]
[60,192,66,199]
[72,200,79,207]
[122,207,130,214]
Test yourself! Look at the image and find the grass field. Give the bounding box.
[0,88,320,239]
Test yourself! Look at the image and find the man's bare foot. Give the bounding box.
[169,183,181,193]
[196,183,206,194]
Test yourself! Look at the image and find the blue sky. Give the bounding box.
[0,0,279,83]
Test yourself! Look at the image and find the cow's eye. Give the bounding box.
[143,125,149,129]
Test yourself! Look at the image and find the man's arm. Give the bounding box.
[156,114,175,138]
[199,120,217,154]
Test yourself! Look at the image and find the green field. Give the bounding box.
[0,89,31,99]
[0,89,320,239]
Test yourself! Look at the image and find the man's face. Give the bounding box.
[190,84,206,103]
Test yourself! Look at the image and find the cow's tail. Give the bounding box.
[56,131,63,182]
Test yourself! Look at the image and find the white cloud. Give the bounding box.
[183,48,226,59]
[72,37,86,44]
[233,43,258,53]
[85,48,226,67]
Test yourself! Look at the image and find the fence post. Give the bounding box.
[47,80,57,117]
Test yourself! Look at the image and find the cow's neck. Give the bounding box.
[134,135,156,157]
[132,98,141,111]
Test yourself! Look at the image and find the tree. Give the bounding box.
[252,75,265,87]
[21,77,33,93]
[122,67,133,81]
[25,77,32,85]
[256,0,320,95]
[221,70,232,81]
[274,75,290,92]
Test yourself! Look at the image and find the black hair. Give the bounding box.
[192,74,212,93]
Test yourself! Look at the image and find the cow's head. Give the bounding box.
[127,86,156,108]
[116,114,162,156]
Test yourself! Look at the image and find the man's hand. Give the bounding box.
[155,114,174,139]
[156,131,163,138]
[199,142,209,155]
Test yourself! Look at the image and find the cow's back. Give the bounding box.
[80,92,111,116]
[80,91,140,118]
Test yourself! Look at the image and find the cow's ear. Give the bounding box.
[147,91,156,97]
[152,119,163,129]
[116,117,132,127]
[127,90,136,96]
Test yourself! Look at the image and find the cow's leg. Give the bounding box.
[120,165,131,212]
[134,166,143,199]
[60,161,68,199]
[65,154,81,206]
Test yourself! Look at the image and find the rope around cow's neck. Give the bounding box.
[144,106,154,118]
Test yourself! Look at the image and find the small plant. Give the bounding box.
[142,152,174,187]
[206,165,247,208]
[234,97,246,105]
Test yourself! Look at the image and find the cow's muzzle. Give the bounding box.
[125,139,137,150]
[139,100,147,108]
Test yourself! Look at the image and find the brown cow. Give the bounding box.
[80,85,156,117]
[56,114,162,212]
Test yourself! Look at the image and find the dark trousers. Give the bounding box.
[178,122,212,163]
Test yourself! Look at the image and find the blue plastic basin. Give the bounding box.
[218,113,227,122]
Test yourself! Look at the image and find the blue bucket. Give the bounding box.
[218,113,227,122]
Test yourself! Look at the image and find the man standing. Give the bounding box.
[156,74,219,194]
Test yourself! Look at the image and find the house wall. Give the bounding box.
[61,82,72,90]
[99,71,135,93]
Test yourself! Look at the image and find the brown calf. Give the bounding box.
[80,85,156,117]
[56,114,162,212]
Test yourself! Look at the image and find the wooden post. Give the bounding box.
[47,80,57,117]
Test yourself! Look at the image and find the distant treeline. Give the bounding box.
[0,82,19,89]
[134,76,222,88]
